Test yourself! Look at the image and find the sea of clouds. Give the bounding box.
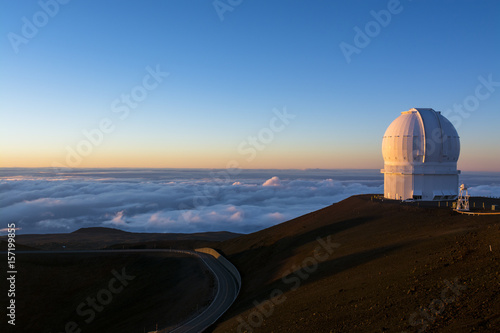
[1,168,499,235]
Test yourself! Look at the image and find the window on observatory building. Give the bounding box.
[412,195,422,200]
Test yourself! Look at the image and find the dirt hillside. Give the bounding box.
[212,195,500,332]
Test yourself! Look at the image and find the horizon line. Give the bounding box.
[0,166,499,173]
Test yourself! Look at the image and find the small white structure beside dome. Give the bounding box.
[381,108,460,201]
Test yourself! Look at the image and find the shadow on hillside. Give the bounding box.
[267,240,411,296]
[207,215,392,322]
[218,215,379,277]
[211,240,415,329]
[276,215,380,251]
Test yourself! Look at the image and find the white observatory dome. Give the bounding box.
[382,108,460,165]
[381,108,461,201]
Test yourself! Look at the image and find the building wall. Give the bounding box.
[384,173,413,200]
[418,174,459,200]
[384,173,459,201]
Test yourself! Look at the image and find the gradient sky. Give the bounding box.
[1,0,499,171]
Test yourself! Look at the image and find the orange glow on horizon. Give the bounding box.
[1,147,498,172]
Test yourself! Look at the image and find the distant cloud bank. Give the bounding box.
[0,169,498,235]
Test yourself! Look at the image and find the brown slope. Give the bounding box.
[211,195,500,332]
[3,227,241,250]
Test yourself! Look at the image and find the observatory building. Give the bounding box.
[381,108,460,201]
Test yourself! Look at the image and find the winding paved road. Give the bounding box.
[170,251,239,333]
[13,249,240,333]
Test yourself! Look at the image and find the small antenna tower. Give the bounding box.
[457,183,470,211]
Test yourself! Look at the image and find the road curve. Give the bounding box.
[13,249,240,333]
[169,251,239,333]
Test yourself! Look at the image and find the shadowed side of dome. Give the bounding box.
[434,112,460,162]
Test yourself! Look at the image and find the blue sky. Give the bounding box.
[1,0,499,170]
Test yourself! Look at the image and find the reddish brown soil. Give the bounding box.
[210,195,500,332]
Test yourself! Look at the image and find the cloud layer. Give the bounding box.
[1,169,498,235]
[0,169,383,234]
